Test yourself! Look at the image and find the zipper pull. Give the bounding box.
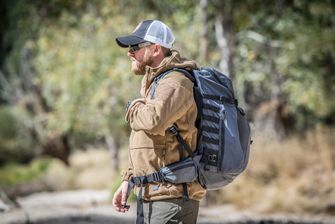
[220,104,225,120]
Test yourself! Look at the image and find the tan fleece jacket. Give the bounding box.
[123,50,206,201]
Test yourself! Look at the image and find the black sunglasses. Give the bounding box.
[129,42,153,52]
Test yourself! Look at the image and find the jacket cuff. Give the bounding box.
[125,98,145,123]
[121,169,133,181]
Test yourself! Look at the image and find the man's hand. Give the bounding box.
[112,181,130,213]
[125,98,146,123]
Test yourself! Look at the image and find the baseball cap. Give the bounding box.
[115,20,175,49]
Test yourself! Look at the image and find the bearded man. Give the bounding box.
[112,19,206,224]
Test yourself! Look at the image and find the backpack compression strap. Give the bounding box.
[170,124,195,202]
[169,124,195,158]
[127,171,164,224]
[128,124,195,224]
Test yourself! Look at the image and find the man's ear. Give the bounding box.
[152,44,162,57]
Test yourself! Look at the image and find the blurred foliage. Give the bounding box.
[32,10,137,143]
[232,0,335,128]
[0,158,50,187]
[0,0,334,167]
[0,106,35,164]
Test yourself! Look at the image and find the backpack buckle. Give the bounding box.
[208,154,217,163]
[168,124,179,136]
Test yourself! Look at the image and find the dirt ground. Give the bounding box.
[1,190,334,224]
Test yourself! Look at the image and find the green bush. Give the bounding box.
[0,158,51,188]
[0,106,36,165]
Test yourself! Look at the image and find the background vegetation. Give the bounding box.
[0,0,334,216]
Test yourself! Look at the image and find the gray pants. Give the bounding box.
[143,198,199,224]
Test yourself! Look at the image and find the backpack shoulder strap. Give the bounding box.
[168,124,195,158]
[171,68,195,83]
[149,68,195,99]
[149,69,171,99]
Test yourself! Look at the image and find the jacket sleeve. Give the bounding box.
[125,73,194,136]
[121,166,133,181]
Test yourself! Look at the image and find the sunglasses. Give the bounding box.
[129,42,153,52]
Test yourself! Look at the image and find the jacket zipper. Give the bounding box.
[162,149,166,167]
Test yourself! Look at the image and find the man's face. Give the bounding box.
[127,44,154,75]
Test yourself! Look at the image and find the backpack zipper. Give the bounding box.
[162,148,166,167]
[218,104,226,171]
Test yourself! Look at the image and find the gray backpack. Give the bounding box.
[144,67,251,188]
[130,68,251,223]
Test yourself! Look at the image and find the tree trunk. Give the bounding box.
[8,45,73,165]
[38,134,71,166]
[104,130,119,171]
[254,44,289,141]
[214,0,235,81]
[199,0,209,62]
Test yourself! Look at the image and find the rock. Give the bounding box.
[1,190,335,224]
[0,209,27,224]
[0,191,15,213]
[17,189,110,208]
[0,199,10,212]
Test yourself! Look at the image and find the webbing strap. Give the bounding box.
[136,182,144,224]
[203,103,220,113]
[131,172,163,186]
[150,68,194,100]
[202,125,219,134]
[150,70,172,99]
[130,124,195,223]
[203,136,220,145]
[177,141,184,161]
[129,172,164,224]
[203,115,220,123]
[182,183,189,201]
[126,176,145,224]
[169,124,195,158]
[203,94,237,105]
[168,124,191,201]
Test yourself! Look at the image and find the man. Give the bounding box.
[112,19,206,224]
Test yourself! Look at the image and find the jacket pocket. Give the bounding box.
[129,146,166,175]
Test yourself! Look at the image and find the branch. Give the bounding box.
[0,70,15,103]
[0,70,10,86]
[239,30,282,48]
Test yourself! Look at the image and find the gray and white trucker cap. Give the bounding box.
[116,20,175,49]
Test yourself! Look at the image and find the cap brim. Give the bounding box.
[115,35,145,48]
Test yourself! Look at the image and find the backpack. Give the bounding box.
[129,67,252,223]
[139,67,251,188]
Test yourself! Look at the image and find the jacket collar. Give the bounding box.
[140,50,197,97]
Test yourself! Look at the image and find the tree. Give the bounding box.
[0,0,334,167]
